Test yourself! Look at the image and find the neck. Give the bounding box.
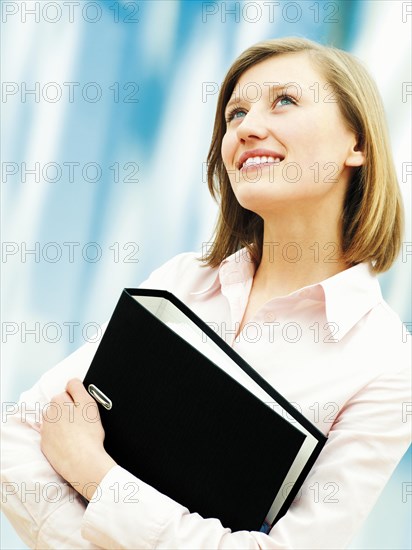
[253,201,352,297]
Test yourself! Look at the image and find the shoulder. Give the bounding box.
[138,252,219,297]
[328,262,410,376]
[357,298,411,377]
[366,298,408,345]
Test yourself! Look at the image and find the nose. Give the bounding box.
[235,108,269,142]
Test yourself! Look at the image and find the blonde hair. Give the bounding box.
[204,37,404,273]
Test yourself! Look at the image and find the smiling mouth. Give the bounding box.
[239,156,284,171]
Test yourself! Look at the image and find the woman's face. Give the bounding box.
[221,52,364,215]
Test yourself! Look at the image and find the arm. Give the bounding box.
[37,366,411,549]
[3,253,411,549]
[0,256,187,549]
[81,366,411,549]
[1,340,105,549]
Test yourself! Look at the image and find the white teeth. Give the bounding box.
[242,155,282,169]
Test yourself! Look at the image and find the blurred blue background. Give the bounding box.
[1,0,411,548]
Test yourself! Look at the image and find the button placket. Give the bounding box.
[220,275,254,346]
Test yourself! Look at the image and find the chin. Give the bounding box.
[233,183,299,212]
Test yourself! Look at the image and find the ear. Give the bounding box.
[345,138,365,167]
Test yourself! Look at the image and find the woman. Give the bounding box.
[2,37,410,549]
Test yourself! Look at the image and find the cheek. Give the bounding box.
[221,133,234,167]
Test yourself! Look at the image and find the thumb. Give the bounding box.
[65,378,93,405]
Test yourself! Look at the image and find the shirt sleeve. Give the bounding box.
[0,263,176,549]
[1,340,104,549]
[80,365,411,550]
[2,256,411,549]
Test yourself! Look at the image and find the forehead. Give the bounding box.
[231,51,325,99]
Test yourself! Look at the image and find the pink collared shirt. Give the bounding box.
[1,250,411,549]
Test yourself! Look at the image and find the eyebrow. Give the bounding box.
[225,82,301,113]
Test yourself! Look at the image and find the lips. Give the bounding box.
[236,148,285,170]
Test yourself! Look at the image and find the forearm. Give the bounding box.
[1,340,104,549]
[65,452,117,502]
[80,367,412,550]
[1,398,101,549]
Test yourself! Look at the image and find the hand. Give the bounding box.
[40,378,117,500]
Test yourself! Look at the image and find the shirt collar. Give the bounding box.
[189,248,255,296]
[190,247,382,341]
[319,261,382,341]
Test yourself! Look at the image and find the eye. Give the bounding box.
[225,93,297,124]
[274,94,297,107]
[225,107,247,124]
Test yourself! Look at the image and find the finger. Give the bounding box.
[65,378,93,405]
[50,390,73,404]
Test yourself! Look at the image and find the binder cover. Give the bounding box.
[83,288,327,532]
